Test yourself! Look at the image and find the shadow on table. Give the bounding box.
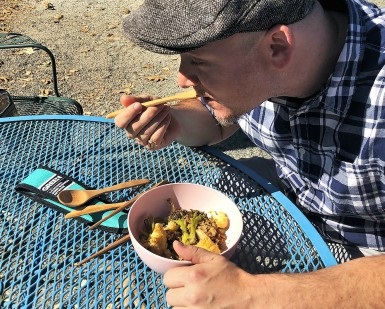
[214,130,255,152]
[231,211,291,274]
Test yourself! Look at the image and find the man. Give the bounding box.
[115,0,385,307]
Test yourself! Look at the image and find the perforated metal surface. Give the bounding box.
[11,95,83,116]
[0,115,336,308]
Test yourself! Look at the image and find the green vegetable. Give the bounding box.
[167,209,205,245]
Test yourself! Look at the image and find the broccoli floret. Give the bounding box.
[167,209,205,245]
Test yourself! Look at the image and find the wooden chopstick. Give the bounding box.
[87,180,169,231]
[74,234,131,267]
[105,89,197,119]
[74,180,169,266]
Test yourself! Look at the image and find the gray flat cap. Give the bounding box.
[123,0,316,54]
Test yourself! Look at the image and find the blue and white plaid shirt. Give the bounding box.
[238,0,385,251]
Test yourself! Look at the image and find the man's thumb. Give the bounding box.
[173,241,218,264]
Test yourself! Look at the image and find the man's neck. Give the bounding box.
[295,2,349,98]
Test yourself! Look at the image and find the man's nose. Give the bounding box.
[177,71,200,88]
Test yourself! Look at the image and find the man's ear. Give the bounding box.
[265,25,294,69]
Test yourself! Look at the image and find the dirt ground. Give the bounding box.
[1,0,385,160]
[1,0,263,159]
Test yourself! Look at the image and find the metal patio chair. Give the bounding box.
[0,32,83,116]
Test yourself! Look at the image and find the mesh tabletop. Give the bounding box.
[0,115,337,308]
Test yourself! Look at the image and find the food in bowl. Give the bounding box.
[127,183,243,274]
[139,198,230,260]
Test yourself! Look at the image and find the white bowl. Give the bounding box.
[127,183,243,274]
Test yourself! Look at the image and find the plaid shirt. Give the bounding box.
[238,0,385,251]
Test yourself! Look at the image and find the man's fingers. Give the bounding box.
[144,114,171,150]
[114,102,143,131]
[120,94,158,107]
[120,95,137,107]
[165,287,187,308]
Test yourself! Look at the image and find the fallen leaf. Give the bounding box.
[41,61,51,67]
[53,14,63,23]
[65,69,79,76]
[80,26,89,33]
[161,67,171,75]
[80,47,91,53]
[143,64,154,70]
[16,47,36,55]
[146,75,166,82]
[0,76,11,83]
[116,86,132,94]
[40,89,53,96]
[44,2,55,10]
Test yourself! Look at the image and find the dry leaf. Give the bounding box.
[146,75,166,82]
[44,2,55,10]
[40,89,53,96]
[0,76,11,83]
[143,64,154,70]
[41,61,51,67]
[161,67,171,75]
[80,26,89,33]
[65,69,78,76]
[80,47,91,53]
[53,14,63,22]
[16,47,36,55]
[116,87,132,94]
[2,9,12,15]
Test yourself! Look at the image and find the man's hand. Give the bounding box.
[114,94,180,150]
[114,94,238,150]
[163,241,255,308]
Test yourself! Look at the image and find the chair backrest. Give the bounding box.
[0,32,60,96]
[0,32,83,116]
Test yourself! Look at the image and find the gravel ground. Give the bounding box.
[2,0,385,160]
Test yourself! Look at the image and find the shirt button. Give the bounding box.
[299,148,305,155]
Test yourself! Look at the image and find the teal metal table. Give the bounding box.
[0,115,336,308]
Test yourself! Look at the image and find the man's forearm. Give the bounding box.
[258,255,385,308]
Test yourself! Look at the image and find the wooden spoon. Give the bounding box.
[57,178,150,207]
[87,179,168,231]
[64,201,131,219]
[105,89,198,119]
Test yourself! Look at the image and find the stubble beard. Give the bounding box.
[214,114,241,127]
